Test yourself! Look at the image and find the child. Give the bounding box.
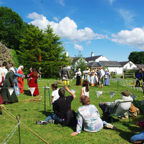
[80,79,89,101]
[51,83,60,113]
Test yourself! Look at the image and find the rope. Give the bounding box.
[2,108,49,144]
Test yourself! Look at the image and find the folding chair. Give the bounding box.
[110,100,133,125]
[126,89,143,113]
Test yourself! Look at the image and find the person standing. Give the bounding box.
[58,66,62,82]
[135,70,142,87]
[29,68,39,96]
[0,62,8,83]
[0,73,4,115]
[142,68,144,82]
[104,69,110,86]
[0,40,2,45]
[61,65,70,87]
[27,67,32,85]
[12,63,24,96]
[17,65,25,93]
[90,70,96,86]
[75,68,81,86]
[99,67,105,88]
[83,67,90,83]
[1,67,18,104]
[38,67,42,79]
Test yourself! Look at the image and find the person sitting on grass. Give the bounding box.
[71,96,116,136]
[99,91,133,119]
[79,79,89,101]
[51,83,59,113]
[131,120,144,143]
[36,86,76,125]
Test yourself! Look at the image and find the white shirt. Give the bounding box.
[0,67,8,82]
[52,89,60,103]
[75,71,81,76]
[82,87,89,97]
[99,69,105,78]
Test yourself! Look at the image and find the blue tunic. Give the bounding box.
[104,72,110,86]
[84,74,90,83]
[14,68,23,95]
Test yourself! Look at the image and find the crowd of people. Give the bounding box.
[0,62,41,109]
[1,62,144,143]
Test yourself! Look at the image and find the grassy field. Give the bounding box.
[0,78,144,144]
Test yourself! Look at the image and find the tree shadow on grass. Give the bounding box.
[23,90,31,96]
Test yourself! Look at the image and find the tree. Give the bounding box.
[18,25,70,78]
[73,52,87,72]
[128,51,144,64]
[0,6,25,49]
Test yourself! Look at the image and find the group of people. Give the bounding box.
[75,67,110,88]
[0,62,40,114]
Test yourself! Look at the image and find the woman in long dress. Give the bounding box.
[104,69,110,86]
[29,68,39,96]
[90,70,96,86]
[76,68,81,86]
[17,65,25,93]
[1,67,18,104]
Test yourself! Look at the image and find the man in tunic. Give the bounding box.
[61,65,70,87]
[83,67,90,83]
[1,67,18,104]
[38,67,42,79]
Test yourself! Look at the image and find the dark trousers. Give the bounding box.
[99,102,110,117]
[136,80,140,87]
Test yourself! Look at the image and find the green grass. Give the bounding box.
[0,79,144,144]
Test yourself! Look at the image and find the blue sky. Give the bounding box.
[1,0,144,61]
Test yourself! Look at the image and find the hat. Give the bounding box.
[86,67,89,70]
[105,69,108,72]
[91,70,95,73]
[9,67,15,73]
[121,91,131,96]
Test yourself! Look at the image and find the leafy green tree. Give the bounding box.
[0,6,24,49]
[73,52,87,73]
[128,51,144,64]
[18,25,70,78]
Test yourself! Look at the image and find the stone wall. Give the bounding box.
[0,44,14,66]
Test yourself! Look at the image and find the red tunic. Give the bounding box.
[17,70,24,93]
[0,77,4,104]
[29,72,39,96]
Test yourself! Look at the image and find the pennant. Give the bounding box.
[8,87,14,96]
[28,87,36,96]
[70,89,76,94]
[131,94,137,99]
[96,91,103,98]
[141,100,144,106]
[109,92,115,98]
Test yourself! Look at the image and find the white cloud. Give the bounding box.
[53,17,59,22]
[57,0,65,6]
[109,0,116,5]
[86,41,91,45]
[118,9,134,28]
[74,44,83,51]
[27,12,108,43]
[111,27,144,49]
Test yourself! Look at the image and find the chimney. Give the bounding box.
[66,51,68,57]
[91,52,94,57]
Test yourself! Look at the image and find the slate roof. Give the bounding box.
[119,61,129,66]
[85,55,102,62]
[99,61,122,67]
[87,62,101,67]
[136,64,144,68]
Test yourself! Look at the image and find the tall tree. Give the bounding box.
[128,51,144,64]
[0,6,24,49]
[72,52,87,72]
[18,25,70,78]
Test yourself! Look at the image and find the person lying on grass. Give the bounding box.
[131,120,144,143]
[99,91,133,119]
[36,86,76,125]
[71,96,116,136]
